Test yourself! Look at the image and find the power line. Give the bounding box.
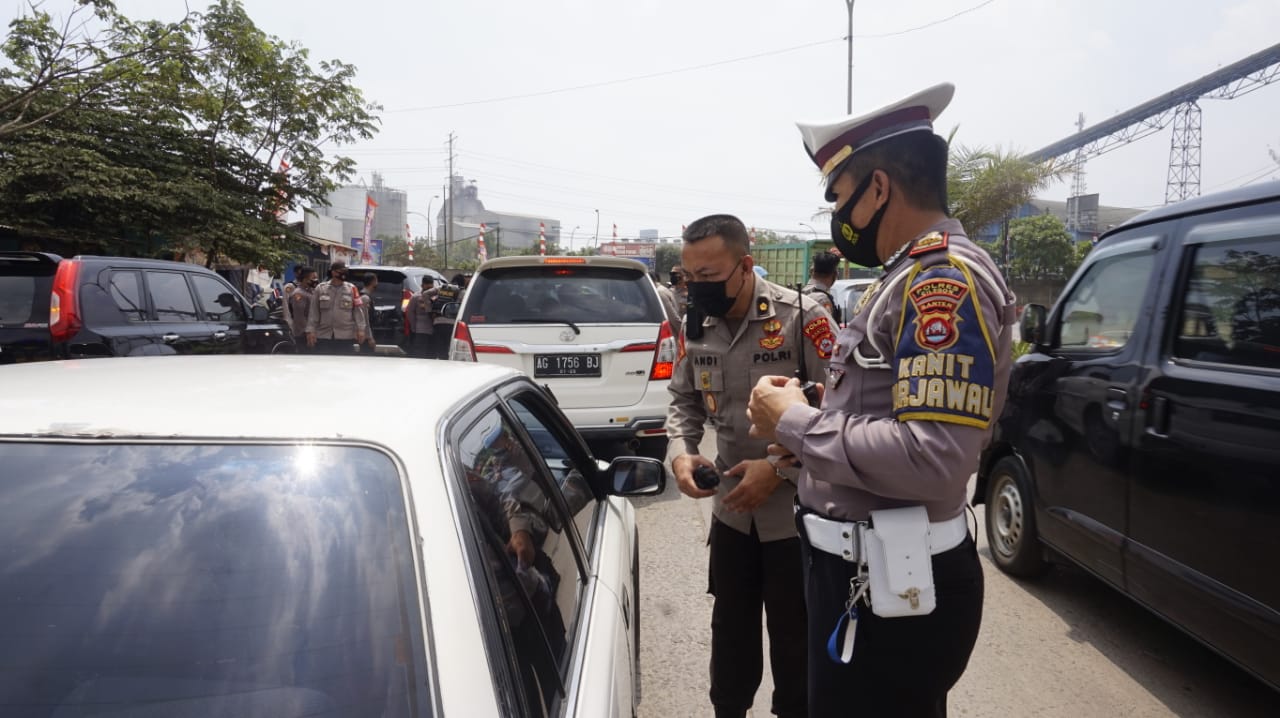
[854,0,998,39]
[382,2,1001,114]
[385,38,842,113]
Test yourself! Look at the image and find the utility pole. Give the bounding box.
[845,0,855,114]
[445,131,455,271]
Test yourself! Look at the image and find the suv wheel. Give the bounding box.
[985,456,1049,577]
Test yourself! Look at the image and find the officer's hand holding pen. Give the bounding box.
[747,375,825,442]
[723,459,782,513]
[672,454,718,499]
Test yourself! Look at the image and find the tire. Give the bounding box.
[985,456,1049,577]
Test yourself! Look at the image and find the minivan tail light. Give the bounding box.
[648,320,676,381]
[49,259,82,342]
[451,321,477,362]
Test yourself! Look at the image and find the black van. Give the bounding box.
[0,252,60,364]
[0,253,291,360]
[974,181,1280,690]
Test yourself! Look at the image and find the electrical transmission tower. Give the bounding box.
[1068,113,1087,230]
[1026,42,1280,204]
[1165,102,1203,203]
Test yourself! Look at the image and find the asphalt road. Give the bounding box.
[630,433,1278,717]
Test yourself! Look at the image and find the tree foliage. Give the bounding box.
[947,140,1063,237]
[0,0,380,268]
[0,0,193,139]
[1007,214,1078,280]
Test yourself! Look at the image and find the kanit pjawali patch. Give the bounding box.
[908,231,949,257]
[803,316,836,359]
[908,277,969,351]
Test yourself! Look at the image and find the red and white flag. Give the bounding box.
[406,223,414,263]
[361,195,379,263]
[478,223,488,263]
[539,222,546,256]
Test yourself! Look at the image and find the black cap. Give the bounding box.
[330,261,348,273]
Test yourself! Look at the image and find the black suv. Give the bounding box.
[0,253,290,361]
[974,181,1280,691]
[346,265,447,346]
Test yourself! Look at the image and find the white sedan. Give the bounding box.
[0,356,663,718]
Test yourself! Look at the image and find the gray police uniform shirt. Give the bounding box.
[306,280,368,340]
[406,291,436,335]
[288,286,313,338]
[656,283,682,337]
[666,273,836,541]
[776,219,1016,523]
[801,280,836,317]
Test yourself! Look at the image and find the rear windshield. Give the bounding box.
[0,257,55,327]
[0,442,431,718]
[463,265,662,324]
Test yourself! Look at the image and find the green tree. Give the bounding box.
[947,140,1063,239]
[655,243,682,275]
[378,234,443,268]
[0,0,193,139]
[0,0,379,268]
[1007,214,1075,280]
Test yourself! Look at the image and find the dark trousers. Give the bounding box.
[430,327,453,359]
[707,517,807,718]
[312,338,358,356]
[408,332,435,359]
[797,510,983,718]
[291,335,309,354]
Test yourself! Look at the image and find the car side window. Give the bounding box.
[146,271,199,322]
[508,393,598,553]
[456,407,584,717]
[1056,250,1157,350]
[1174,235,1279,369]
[107,270,146,322]
[190,274,246,322]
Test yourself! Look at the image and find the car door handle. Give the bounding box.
[213,331,227,341]
[1106,387,1128,411]
[1147,395,1171,437]
[162,333,180,343]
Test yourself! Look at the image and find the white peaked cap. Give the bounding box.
[797,83,955,197]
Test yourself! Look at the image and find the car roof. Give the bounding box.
[349,265,443,275]
[1104,179,1280,240]
[0,356,519,443]
[68,255,225,272]
[477,255,648,272]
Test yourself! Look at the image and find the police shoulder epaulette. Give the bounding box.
[908,231,948,258]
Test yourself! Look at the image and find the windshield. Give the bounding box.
[463,266,662,325]
[0,442,431,718]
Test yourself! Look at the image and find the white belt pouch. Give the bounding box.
[865,505,936,617]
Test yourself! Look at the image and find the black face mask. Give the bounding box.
[830,172,889,269]
[669,271,682,286]
[686,260,745,319]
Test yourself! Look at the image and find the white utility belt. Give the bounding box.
[801,510,967,565]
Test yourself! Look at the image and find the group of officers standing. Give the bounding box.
[281,260,468,358]
[664,83,1016,718]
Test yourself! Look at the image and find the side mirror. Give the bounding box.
[251,305,269,322]
[442,301,460,319]
[1020,304,1047,347]
[606,456,666,497]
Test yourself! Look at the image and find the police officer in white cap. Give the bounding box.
[747,83,1017,717]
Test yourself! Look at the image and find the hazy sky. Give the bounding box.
[78,1,1280,245]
